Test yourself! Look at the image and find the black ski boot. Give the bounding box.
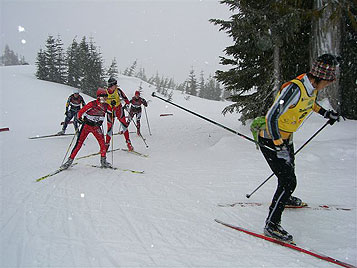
[264,221,294,243]
[100,156,112,168]
[61,158,73,170]
[285,196,307,208]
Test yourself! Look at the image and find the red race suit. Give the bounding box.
[69,99,112,159]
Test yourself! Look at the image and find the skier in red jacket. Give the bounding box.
[61,88,113,169]
[128,90,148,135]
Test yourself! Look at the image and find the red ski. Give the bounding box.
[215,219,356,268]
[0,127,10,132]
[217,202,352,211]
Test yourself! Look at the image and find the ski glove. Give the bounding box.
[275,144,290,163]
[324,110,340,125]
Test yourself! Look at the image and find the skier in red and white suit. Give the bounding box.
[61,88,113,169]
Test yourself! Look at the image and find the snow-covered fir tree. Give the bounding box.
[107,58,118,80]
[44,35,60,83]
[36,35,106,97]
[35,49,48,79]
[124,60,137,77]
[136,67,147,82]
[186,69,198,96]
[210,0,313,123]
[54,35,66,84]
[199,75,222,101]
[1,45,27,66]
[66,38,82,88]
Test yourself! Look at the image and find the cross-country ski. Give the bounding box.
[28,133,75,139]
[121,148,149,158]
[89,165,144,174]
[214,219,356,268]
[217,202,353,211]
[35,163,78,182]
[76,148,121,160]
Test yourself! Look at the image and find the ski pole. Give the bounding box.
[152,92,273,151]
[111,110,115,164]
[125,107,149,148]
[61,129,78,165]
[246,121,330,198]
[144,106,152,136]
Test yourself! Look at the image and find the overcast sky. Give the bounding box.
[0,0,233,82]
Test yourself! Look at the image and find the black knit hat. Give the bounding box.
[108,77,117,87]
[310,54,339,81]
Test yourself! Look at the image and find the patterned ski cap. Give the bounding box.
[310,54,339,81]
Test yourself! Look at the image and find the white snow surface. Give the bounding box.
[0,66,356,268]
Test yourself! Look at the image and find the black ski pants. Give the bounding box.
[63,109,79,132]
[258,136,297,225]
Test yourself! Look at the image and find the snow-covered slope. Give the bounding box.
[0,66,356,267]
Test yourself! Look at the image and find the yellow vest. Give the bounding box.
[277,79,317,133]
[106,89,121,108]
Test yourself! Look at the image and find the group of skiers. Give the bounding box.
[56,53,342,244]
[59,77,148,170]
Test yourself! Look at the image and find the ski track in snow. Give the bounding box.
[0,66,356,267]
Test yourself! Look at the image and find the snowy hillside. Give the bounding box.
[0,65,356,267]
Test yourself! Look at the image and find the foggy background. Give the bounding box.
[0,0,232,81]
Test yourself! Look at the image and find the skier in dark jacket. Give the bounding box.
[129,90,148,135]
[61,88,112,169]
[258,54,340,242]
[58,89,85,135]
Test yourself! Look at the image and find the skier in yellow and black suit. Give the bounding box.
[105,77,133,151]
[258,54,340,242]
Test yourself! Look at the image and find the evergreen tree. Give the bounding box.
[35,35,105,97]
[339,2,357,119]
[35,49,48,79]
[168,78,175,90]
[198,71,205,98]
[66,38,82,88]
[136,67,147,81]
[186,68,198,96]
[176,82,186,94]
[125,60,137,77]
[19,56,28,65]
[107,58,118,79]
[152,72,161,87]
[199,75,222,101]
[210,0,314,123]
[80,37,105,97]
[44,35,60,82]
[1,45,20,66]
[54,35,66,83]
